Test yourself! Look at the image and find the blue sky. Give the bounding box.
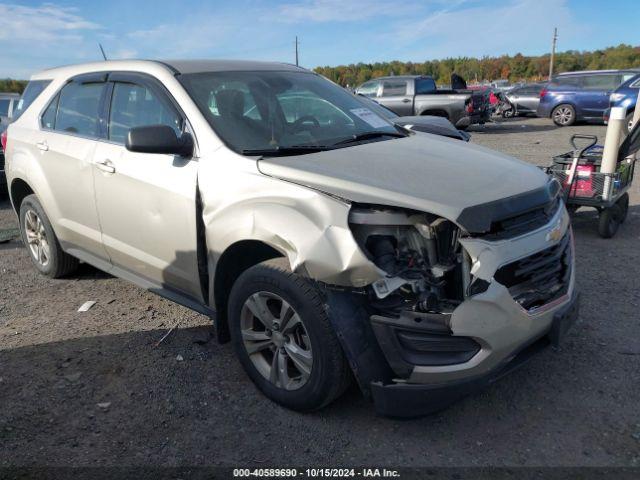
[1,0,638,78]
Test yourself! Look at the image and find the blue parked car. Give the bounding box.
[537,69,639,126]
[603,72,640,133]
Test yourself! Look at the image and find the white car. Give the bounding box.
[4,60,578,416]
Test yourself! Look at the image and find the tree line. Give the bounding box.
[0,78,28,94]
[314,44,640,87]
[2,44,639,94]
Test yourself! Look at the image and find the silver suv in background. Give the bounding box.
[5,60,578,416]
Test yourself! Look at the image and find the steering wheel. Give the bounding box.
[291,115,320,132]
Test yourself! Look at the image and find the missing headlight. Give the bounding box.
[349,206,467,315]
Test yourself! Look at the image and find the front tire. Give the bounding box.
[19,194,78,278]
[552,104,576,126]
[228,258,351,411]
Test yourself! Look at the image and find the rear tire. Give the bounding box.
[552,104,576,126]
[19,194,78,278]
[228,258,351,412]
[598,205,621,238]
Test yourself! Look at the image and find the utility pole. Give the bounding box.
[549,27,557,81]
[295,36,299,66]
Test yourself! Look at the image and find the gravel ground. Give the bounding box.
[1,117,639,468]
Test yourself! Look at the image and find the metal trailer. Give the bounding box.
[545,126,639,238]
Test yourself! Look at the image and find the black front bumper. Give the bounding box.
[369,292,580,418]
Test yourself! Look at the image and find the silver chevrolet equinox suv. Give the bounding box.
[4,60,579,416]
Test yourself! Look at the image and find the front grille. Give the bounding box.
[494,231,571,311]
[484,196,561,240]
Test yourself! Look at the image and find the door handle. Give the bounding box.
[402,98,411,103]
[95,159,116,174]
[36,141,48,151]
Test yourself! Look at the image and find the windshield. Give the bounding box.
[179,70,401,154]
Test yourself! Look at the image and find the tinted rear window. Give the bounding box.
[11,80,52,120]
[582,74,619,90]
[381,80,407,97]
[552,76,582,88]
[415,77,436,94]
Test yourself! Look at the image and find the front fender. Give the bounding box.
[198,156,382,294]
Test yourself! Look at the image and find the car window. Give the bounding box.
[12,80,52,120]
[55,81,105,137]
[381,80,407,97]
[108,82,183,144]
[207,81,261,121]
[0,99,10,117]
[621,73,636,83]
[41,94,59,129]
[582,74,619,91]
[517,86,541,95]
[415,78,436,94]
[356,81,379,97]
[553,76,582,88]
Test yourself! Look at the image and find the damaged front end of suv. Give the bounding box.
[251,129,580,417]
[312,182,577,417]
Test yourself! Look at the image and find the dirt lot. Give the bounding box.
[1,117,639,468]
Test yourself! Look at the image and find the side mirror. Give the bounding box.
[125,124,193,157]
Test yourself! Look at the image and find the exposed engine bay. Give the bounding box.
[349,206,469,316]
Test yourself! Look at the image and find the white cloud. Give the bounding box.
[0,3,100,42]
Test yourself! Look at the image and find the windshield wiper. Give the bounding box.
[332,131,407,147]
[241,145,330,157]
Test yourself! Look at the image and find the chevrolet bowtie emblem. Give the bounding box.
[546,222,563,242]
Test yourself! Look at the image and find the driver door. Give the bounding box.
[92,74,203,302]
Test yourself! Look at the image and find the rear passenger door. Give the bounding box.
[376,80,412,116]
[36,74,111,265]
[92,73,203,302]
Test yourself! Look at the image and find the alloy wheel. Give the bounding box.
[553,107,573,125]
[24,209,50,267]
[240,291,313,390]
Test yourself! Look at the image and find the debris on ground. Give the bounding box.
[97,402,111,410]
[153,318,181,348]
[176,355,184,362]
[77,301,96,312]
[64,372,82,382]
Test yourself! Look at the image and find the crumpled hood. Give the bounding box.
[257,133,552,231]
